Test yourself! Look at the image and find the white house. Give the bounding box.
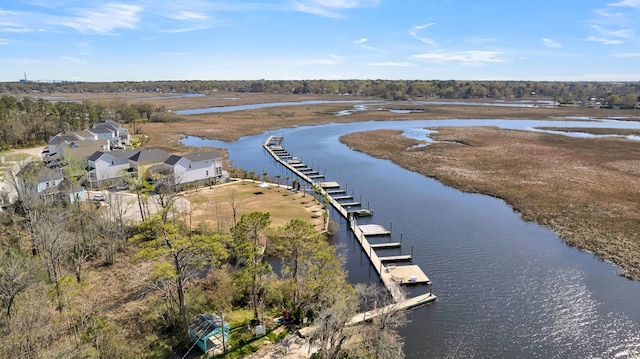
[43,130,100,166]
[128,148,170,180]
[87,149,142,188]
[92,120,131,148]
[17,162,64,195]
[14,161,83,203]
[163,151,225,186]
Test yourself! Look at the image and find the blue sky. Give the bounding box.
[1,0,640,82]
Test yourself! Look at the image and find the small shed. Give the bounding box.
[189,314,230,353]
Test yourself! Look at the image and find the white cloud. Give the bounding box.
[591,24,634,39]
[608,0,640,7]
[412,51,504,64]
[353,37,375,50]
[542,38,562,48]
[614,52,640,57]
[409,31,436,46]
[293,0,379,17]
[586,36,624,44]
[0,27,36,33]
[166,26,209,33]
[61,3,143,34]
[465,36,496,45]
[415,23,435,30]
[169,11,208,21]
[368,61,411,67]
[0,38,11,45]
[294,3,340,18]
[77,41,92,54]
[311,0,379,8]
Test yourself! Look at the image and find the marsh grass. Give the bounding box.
[536,127,640,136]
[341,127,640,280]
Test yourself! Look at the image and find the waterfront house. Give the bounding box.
[43,130,100,167]
[162,151,225,187]
[92,120,131,148]
[128,148,170,181]
[87,149,141,188]
[188,314,230,353]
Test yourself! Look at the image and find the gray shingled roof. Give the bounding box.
[48,133,83,146]
[182,151,221,162]
[90,126,115,134]
[129,148,170,165]
[87,149,141,162]
[164,155,182,166]
[65,141,109,160]
[94,120,121,128]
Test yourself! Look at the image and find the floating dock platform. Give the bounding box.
[359,224,391,236]
[370,242,402,249]
[318,181,340,188]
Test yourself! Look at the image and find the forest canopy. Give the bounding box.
[2,79,639,103]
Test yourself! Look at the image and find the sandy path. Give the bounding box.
[243,333,317,359]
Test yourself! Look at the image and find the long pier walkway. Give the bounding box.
[263,136,436,324]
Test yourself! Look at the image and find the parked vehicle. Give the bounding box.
[114,183,129,191]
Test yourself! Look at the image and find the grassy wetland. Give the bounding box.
[340,126,640,280]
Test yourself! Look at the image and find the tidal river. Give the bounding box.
[183,119,640,358]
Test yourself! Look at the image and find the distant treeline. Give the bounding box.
[2,79,639,150]
[2,79,639,104]
[0,96,175,150]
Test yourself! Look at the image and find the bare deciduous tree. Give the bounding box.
[308,289,359,358]
[0,251,37,321]
[355,284,407,359]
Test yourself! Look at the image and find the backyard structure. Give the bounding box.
[189,314,230,353]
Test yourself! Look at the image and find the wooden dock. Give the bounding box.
[263,135,436,320]
[379,255,413,262]
[370,242,402,249]
[348,208,373,217]
[347,292,437,326]
[318,181,340,188]
[359,224,391,236]
[341,201,361,207]
[332,195,353,200]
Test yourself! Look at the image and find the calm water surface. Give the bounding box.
[183,119,640,358]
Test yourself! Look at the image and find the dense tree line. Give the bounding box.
[3,79,639,104]
[0,96,174,151]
